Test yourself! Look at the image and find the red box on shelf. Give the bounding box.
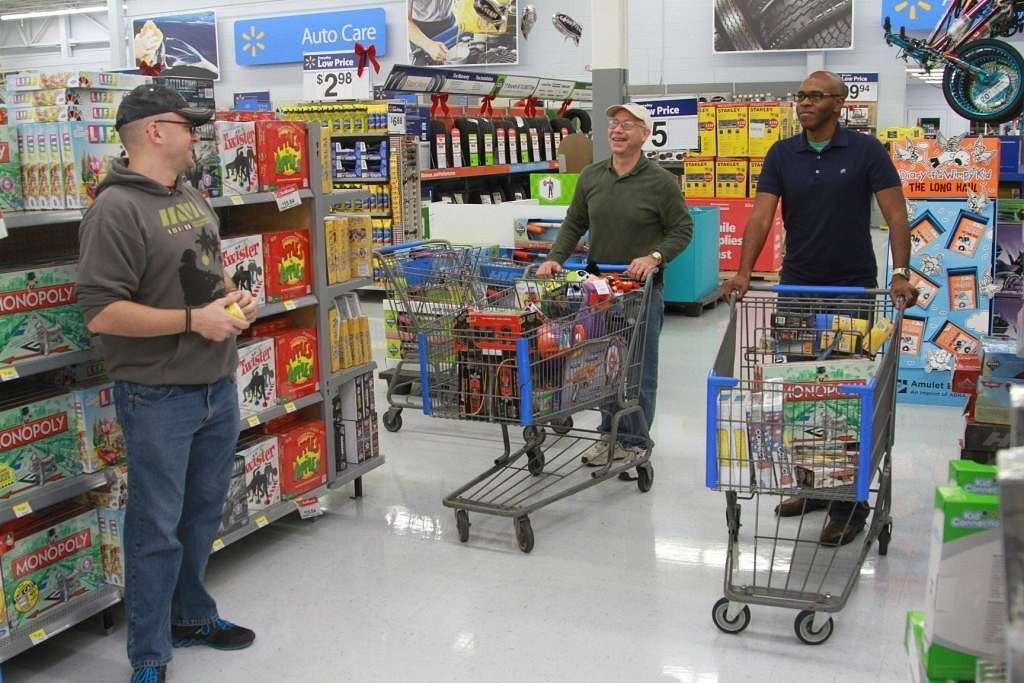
[263,229,311,302]
[688,197,784,273]
[275,419,327,499]
[274,328,319,401]
[256,121,310,192]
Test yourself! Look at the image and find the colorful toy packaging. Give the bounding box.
[220,235,266,308]
[263,230,312,302]
[275,420,327,499]
[0,503,104,630]
[96,506,124,587]
[236,339,277,417]
[238,435,280,511]
[0,387,81,499]
[68,380,125,473]
[65,121,125,208]
[218,454,249,535]
[0,125,23,211]
[273,328,319,401]
[215,121,259,195]
[255,121,309,192]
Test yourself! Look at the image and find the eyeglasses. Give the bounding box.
[608,119,644,131]
[794,91,843,103]
[154,119,202,134]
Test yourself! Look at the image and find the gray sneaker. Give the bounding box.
[581,436,632,466]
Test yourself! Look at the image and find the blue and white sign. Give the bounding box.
[234,8,388,66]
[881,0,943,32]
[839,72,879,102]
[634,97,699,152]
[302,52,372,101]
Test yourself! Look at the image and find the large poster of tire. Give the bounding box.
[132,11,220,81]
[713,0,853,53]
[407,0,519,66]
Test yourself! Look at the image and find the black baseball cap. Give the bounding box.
[115,83,213,130]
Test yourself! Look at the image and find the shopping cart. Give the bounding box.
[706,284,902,643]
[418,264,656,553]
[374,240,526,432]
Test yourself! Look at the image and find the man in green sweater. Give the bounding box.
[537,103,693,465]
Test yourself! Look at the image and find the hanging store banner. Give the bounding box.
[533,79,575,101]
[132,11,220,80]
[233,8,388,66]
[406,0,519,66]
[495,75,539,99]
[382,65,590,102]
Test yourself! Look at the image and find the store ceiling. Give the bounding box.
[0,0,104,17]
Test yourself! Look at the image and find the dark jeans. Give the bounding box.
[115,377,239,668]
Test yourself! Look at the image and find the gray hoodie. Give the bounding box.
[77,158,237,385]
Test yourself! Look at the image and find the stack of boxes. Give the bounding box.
[327,294,371,375]
[333,371,381,473]
[953,336,1023,462]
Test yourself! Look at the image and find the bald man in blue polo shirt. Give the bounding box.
[723,71,918,547]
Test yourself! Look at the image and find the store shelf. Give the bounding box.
[0,470,113,526]
[0,584,122,663]
[239,391,324,431]
[328,361,377,393]
[358,284,386,292]
[1,348,101,383]
[420,160,558,182]
[329,454,385,490]
[329,131,389,139]
[209,189,313,209]
[3,209,84,229]
[254,295,318,320]
[333,177,389,184]
[211,484,330,553]
[325,277,372,299]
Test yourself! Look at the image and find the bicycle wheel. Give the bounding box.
[943,39,1024,124]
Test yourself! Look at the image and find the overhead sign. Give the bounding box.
[839,73,878,102]
[440,71,498,96]
[495,75,539,99]
[381,65,591,101]
[302,52,372,102]
[635,97,699,152]
[533,79,575,100]
[881,0,943,31]
[234,8,387,66]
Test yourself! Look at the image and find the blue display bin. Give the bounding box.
[663,206,720,311]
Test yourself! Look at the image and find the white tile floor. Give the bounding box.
[4,232,964,682]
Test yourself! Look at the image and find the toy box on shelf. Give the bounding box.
[273,419,327,499]
[335,372,380,467]
[8,71,148,92]
[263,229,312,303]
[218,453,249,535]
[256,121,309,192]
[236,338,277,417]
[216,120,259,196]
[68,380,125,473]
[238,435,280,511]
[220,234,266,308]
[0,125,24,211]
[274,328,319,401]
[0,386,81,499]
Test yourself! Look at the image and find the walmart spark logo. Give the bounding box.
[892,0,932,22]
[241,26,266,58]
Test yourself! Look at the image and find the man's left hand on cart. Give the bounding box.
[626,253,661,281]
[889,273,918,309]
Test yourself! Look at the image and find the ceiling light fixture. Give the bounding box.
[0,5,107,22]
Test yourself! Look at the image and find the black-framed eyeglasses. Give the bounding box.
[795,91,843,103]
[154,119,202,134]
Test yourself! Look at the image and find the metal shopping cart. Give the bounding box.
[417,264,656,553]
[374,240,526,432]
[706,284,902,643]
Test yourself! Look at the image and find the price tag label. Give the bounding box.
[255,515,269,528]
[211,538,225,552]
[28,628,47,645]
[302,52,371,102]
[283,300,297,311]
[636,97,699,152]
[839,73,878,102]
[296,496,324,519]
[246,415,261,428]
[229,194,245,206]
[12,501,32,518]
[284,401,297,413]
[0,367,18,382]
[275,187,301,212]
[388,104,406,134]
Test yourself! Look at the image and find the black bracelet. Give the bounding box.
[185,307,192,334]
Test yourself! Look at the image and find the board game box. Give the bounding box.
[0,125,23,211]
[215,120,259,195]
[238,435,280,511]
[263,230,311,302]
[274,328,319,401]
[236,339,277,417]
[218,454,249,536]
[220,235,265,308]
[255,120,310,192]
[0,263,91,373]
[65,121,125,208]
[186,138,223,198]
[97,506,124,587]
[68,381,125,473]
[0,504,104,631]
[0,389,81,498]
[275,420,326,500]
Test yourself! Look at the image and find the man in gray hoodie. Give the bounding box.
[77,85,257,683]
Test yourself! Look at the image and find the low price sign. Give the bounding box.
[302,52,371,101]
[635,97,698,152]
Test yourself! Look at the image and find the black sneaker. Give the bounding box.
[171,618,255,650]
[130,665,166,683]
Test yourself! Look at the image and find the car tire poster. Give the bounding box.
[407,0,519,66]
[713,0,853,53]
[132,11,220,81]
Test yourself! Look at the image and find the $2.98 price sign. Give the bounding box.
[302,52,371,102]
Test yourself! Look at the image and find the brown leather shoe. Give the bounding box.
[774,497,828,517]
[819,519,865,547]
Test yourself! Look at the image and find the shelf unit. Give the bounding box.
[420,160,558,181]
[0,585,122,664]
[0,470,112,525]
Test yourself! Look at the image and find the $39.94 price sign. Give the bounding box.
[302,52,371,102]
[839,73,878,102]
[635,97,699,153]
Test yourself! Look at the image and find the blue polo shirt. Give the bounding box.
[757,126,901,286]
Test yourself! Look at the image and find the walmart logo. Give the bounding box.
[241,26,266,58]
[883,0,939,30]
[893,0,932,21]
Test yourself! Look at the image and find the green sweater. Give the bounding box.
[547,155,693,266]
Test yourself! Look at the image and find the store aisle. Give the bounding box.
[4,278,960,683]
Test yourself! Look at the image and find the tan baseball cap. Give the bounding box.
[606,103,652,130]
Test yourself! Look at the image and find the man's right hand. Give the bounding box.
[428,41,448,63]
[536,260,563,278]
[192,292,249,342]
[721,272,751,303]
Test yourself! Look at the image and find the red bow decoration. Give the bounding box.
[558,98,573,117]
[354,43,380,78]
[516,96,541,117]
[430,93,450,117]
[138,61,162,77]
[480,94,496,117]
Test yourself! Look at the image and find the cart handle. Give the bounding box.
[753,283,893,296]
[562,261,631,273]
[375,239,449,255]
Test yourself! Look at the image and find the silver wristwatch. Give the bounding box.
[891,267,910,281]
[650,251,663,263]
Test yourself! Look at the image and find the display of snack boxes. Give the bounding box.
[68,380,125,473]
[0,503,104,631]
[0,125,23,211]
[324,216,352,286]
[274,328,319,401]
[263,230,312,303]
[236,338,277,417]
[348,216,373,279]
[0,387,81,499]
[218,454,249,536]
[220,234,266,308]
[215,120,259,196]
[0,262,90,374]
[8,71,148,92]
[238,434,280,511]
[715,158,748,199]
[275,419,327,499]
[716,104,748,157]
[683,158,715,198]
[255,120,310,192]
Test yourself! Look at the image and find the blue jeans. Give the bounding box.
[600,283,664,447]
[114,377,239,668]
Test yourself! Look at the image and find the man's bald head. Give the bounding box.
[805,71,848,99]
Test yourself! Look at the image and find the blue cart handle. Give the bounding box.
[562,261,631,273]
[754,283,892,296]
[375,239,448,255]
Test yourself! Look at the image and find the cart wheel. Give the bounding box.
[382,409,403,433]
[637,463,653,493]
[550,417,573,435]
[455,509,470,543]
[794,610,834,645]
[523,426,546,447]
[527,448,545,476]
[514,516,534,554]
[711,597,750,634]
[878,522,892,556]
